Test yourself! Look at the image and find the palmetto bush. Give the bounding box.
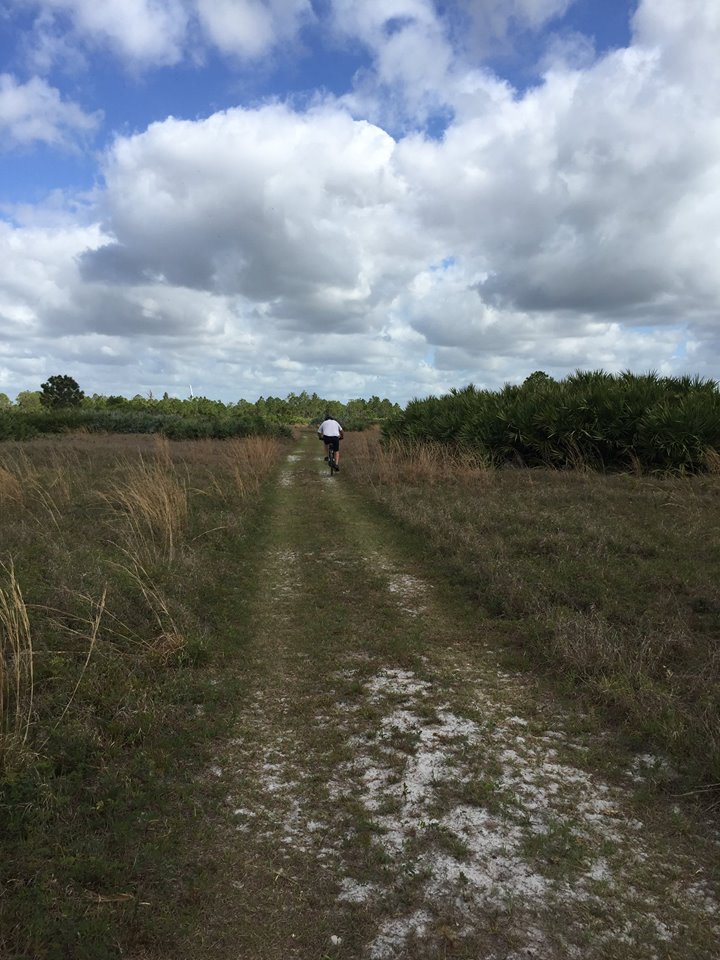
[385,371,720,472]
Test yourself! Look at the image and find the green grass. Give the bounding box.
[0,433,286,959]
[4,429,719,960]
[344,431,720,789]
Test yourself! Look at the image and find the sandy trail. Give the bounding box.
[200,437,719,960]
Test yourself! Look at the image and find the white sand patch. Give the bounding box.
[368,909,433,960]
[266,548,300,600]
[387,573,426,595]
[338,877,379,904]
[328,663,720,955]
[416,806,554,913]
[366,667,432,700]
[682,880,720,917]
[387,573,430,615]
[628,752,677,782]
[381,708,421,734]
[362,550,433,614]
[587,857,612,883]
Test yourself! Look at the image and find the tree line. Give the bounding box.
[0,376,401,440]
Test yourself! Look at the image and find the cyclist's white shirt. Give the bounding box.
[318,419,343,437]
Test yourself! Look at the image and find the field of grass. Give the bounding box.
[0,432,286,959]
[344,431,720,790]
[2,428,718,959]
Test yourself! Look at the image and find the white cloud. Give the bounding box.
[20,0,315,70]
[455,0,573,39]
[393,2,720,331]
[632,0,720,92]
[27,0,190,66]
[0,218,107,405]
[330,0,457,128]
[83,104,414,328]
[195,0,313,59]
[439,0,575,64]
[0,73,100,148]
[3,0,720,402]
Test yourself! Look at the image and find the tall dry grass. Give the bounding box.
[704,447,720,475]
[0,448,77,527]
[39,589,106,740]
[223,436,285,497]
[0,561,33,770]
[0,431,291,955]
[347,432,492,488]
[0,465,23,505]
[103,442,188,562]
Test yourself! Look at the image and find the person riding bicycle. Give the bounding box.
[317,412,343,471]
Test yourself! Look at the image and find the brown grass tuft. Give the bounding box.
[346,433,493,488]
[0,561,34,769]
[704,447,720,475]
[0,465,23,505]
[103,455,188,562]
[223,436,285,497]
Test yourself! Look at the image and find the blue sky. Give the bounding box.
[1,0,718,403]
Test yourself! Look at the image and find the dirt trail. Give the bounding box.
[192,435,719,960]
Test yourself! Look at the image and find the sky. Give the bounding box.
[1,0,719,404]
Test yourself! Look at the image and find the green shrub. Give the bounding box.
[384,371,720,473]
[0,410,290,442]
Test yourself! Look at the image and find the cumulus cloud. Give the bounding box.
[194,0,313,59]
[446,0,575,56]
[0,73,100,148]
[20,0,316,70]
[82,104,417,330]
[394,1,720,335]
[24,0,190,66]
[3,0,720,401]
[328,0,458,129]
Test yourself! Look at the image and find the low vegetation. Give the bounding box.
[0,432,286,959]
[385,370,720,473]
[0,406,290,442]
[1,383,400,441]
[345,430,720,788]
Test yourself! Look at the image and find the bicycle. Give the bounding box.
[326,444,338,476]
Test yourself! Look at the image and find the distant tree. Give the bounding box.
[523,371,555,388]
[0,392,11,409]
[39,375,85,409]
[15,390,43,410]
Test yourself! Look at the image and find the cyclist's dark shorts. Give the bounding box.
[322,436,340,452]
